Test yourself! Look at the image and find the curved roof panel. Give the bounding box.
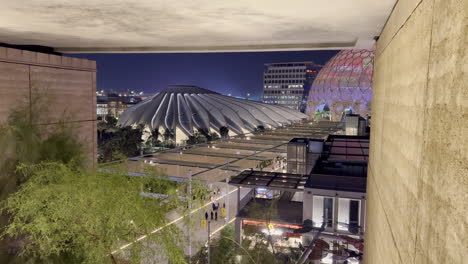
[118,85,307,138]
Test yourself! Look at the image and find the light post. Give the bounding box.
[188,169,192,264]
[207,220,211,264]
[226,159,230,222]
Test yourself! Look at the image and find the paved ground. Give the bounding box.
[179,184,250,258]
[113,183,251,263]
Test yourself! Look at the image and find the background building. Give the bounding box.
[96,91,144,119]
[262,62,321,112]
[306,49,374,121]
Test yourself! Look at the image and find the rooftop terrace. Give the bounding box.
[116,121,344,183]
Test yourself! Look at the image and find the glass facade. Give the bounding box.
[312,195,362,233]
[263,62,321,111]
[287,140,308,174]
[338,198,361,233]
[312,196,334,228]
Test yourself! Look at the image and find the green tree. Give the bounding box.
[145,129,160,149]
[98,126,143,163]
[97,115,118,141]
[0,96,209,263]
[1,162,208,264]
[0,96,85,263]
[104,115,118,128]
[219,127,229,139]
[186,131,207,145]
[209,132,220,142]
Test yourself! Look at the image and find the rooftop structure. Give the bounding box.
[229,134,369,262]
[108,121,344,184]
[229,170,310,192]
[117,85,307,143]
[229,135,369,192]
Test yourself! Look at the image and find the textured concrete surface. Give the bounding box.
[365,0,467,263]
[0,0,396,52]
[0,47,97,167]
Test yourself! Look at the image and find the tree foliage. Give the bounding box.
[98,125,143,163]
[256,160,273,171]
[0,98,209,263]
[219,127,229,139]
[0,95,85,263]
[209,225,240,264]
[1,162,208,264]
[0,97,84,198]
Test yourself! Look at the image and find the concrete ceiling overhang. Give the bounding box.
[0,0,396,53]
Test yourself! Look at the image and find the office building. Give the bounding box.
[262,62,321,112]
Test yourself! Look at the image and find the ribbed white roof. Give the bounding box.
[118,85,307,137]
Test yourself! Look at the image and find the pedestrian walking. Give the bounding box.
[205,212,208,220]
[212,202,216,211]
[210,211,214,220]
[223,203,225,208]
[215,211,218,221]
[217,202,220,210]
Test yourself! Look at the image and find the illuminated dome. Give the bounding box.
[118,85,306,142]
[306,49,374,121]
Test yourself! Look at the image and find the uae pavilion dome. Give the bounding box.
[306,49,374,121]
[118,85,306,141]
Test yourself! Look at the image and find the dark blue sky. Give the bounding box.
[71,50,339,100]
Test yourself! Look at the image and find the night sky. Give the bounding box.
[71,50,339,100]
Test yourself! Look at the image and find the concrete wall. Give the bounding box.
[365,0,467,263]
[0,47,97,167]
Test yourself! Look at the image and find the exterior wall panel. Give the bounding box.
[0,47,97,167]
[365,0,467,263]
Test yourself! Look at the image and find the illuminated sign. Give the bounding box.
[242,219,302,230]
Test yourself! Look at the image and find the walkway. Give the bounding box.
[112,184,251,263]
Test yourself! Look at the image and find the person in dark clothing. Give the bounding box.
[223,203,225,208]
[216,202,220,210]
[212,203,216,211]
[205,212,208,220]
[210,211,214,220]
[215,211,218,221]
